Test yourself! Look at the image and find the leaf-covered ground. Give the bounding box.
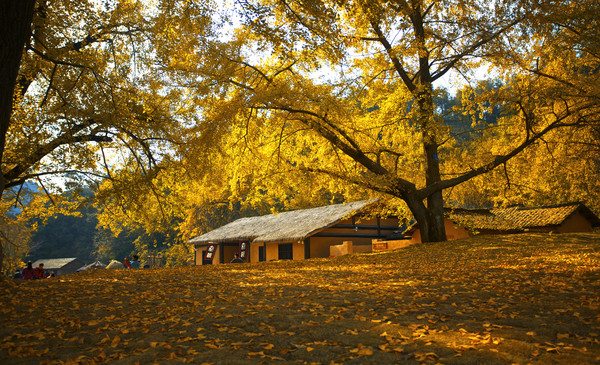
[2,232,600,364]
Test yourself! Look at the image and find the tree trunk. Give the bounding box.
[0,0,37,278]
[0,0,36,198]
[416,73,447,242]
[418,84,448,243]
[404,191,445,243]
[423,139,447,242]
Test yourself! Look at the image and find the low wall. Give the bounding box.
[330,241,353,256]
[371,239,413,251]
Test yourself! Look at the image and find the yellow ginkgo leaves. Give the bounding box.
[1,232,600,364]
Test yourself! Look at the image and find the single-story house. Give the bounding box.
[404,202,600,244]
[187,200,401,264]
[31,257,85,276]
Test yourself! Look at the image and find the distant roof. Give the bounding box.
[405,202,600,234]
[491,203,600,228]
[31,258,82,270]
[188,200,377,245]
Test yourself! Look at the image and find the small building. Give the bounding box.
[31,258,85,276]
[404,202,600,244]
[187,200,401,264]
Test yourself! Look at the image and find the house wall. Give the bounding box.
[266,242,279,261]
[246,241,303,262]
[308,216,400,257]
[249,243,260,263]
[293,241,304,260]
[556,212,595,233]
[194,244,221,265]
[408,218,471,244]
[194,243,252,264]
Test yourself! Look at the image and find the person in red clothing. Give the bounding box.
[21,262,35,280]
[34,263,45,279]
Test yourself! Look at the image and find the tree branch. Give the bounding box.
[4,123,112,183]
[370,20,416,93]
[430,19,521,82]
[419,113,584,199]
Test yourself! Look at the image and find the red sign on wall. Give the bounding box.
[239,240,248,260]
[204,243,217,261]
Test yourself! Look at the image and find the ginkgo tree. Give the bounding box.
[0,0,218,274]
[153,0,600,243]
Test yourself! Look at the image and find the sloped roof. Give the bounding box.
[404,202,600,234]
[188,200,376,245]
[490,203,599,228]
[31,258,82,270]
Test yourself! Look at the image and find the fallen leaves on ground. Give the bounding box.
[1,232,600,364]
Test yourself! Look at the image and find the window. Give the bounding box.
[201,251,212,265]
[278,243,293,260]
[258,246,266,262]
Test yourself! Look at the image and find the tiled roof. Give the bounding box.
[405,202,600,234]
[491,204,581,228]
[457,202,600,232]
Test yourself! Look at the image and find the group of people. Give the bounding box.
[15,262,54,279]
[124,255,141,269]
[15,254,144,279]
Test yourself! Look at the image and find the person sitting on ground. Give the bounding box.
[230,253,244,263]
[34,263,45,279]
[21,262,35,280]
[130,255,141,269]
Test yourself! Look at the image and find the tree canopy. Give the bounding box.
[0,0,217,272]
[2,0,600,270]
[116,0,598,243]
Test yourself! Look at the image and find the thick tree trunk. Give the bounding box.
[418,87,447,242]
[427,190,446,241]
[0,0,37,278]
[0,0,36,199]
[423,139,447,242]
[416,78,447,242]
[404,194,432,242]
[404,192,445,243]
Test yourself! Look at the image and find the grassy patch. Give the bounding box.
[1,232,600,364]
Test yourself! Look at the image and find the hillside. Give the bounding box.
[1,232,600,364]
